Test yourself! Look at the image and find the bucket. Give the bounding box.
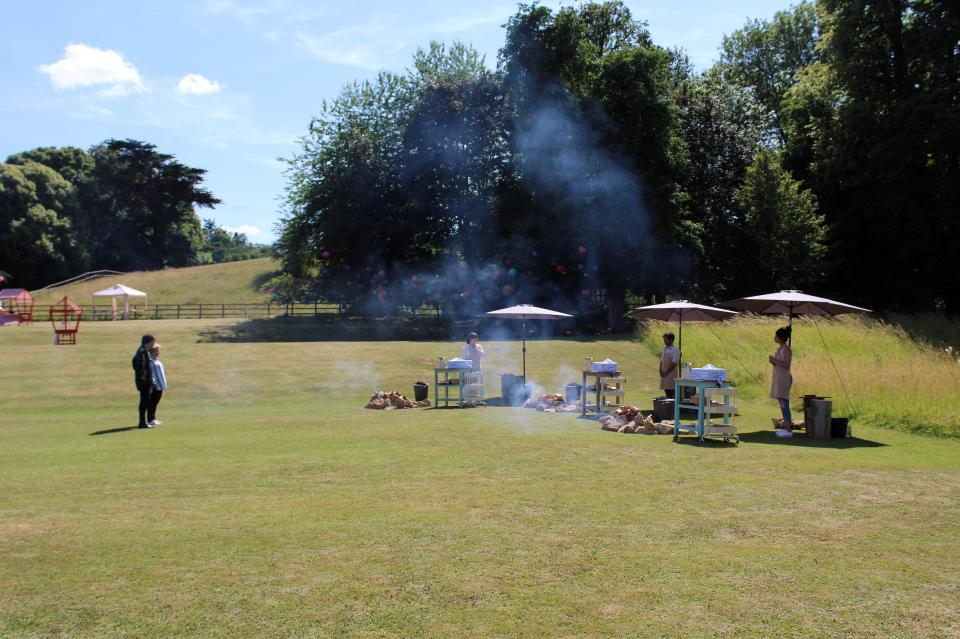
[413,382,428,402]
[653,397,674,422]
[564,383,582,404]
[808,399,832,440]
[831,417,849,438]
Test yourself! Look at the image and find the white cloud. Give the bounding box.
[290,6,512,70]
[294,31,384,70]
[176,73,224,95]
[224,224,262,236]
[39,43,146,94]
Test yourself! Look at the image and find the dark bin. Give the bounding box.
[413,382,428,402]
[501,374,529,406]
[564,383,582,405]
[830,417,849,438]
[653,397,674,422]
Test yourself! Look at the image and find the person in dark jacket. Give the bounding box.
[133,333,156,428]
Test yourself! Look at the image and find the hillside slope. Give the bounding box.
[30,258,280,306]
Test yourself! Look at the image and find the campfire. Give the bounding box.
[365,391,431,410]
[599,406,674,434]
[522,393,581,413]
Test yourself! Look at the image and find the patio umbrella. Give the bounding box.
[720,290,871,344]
[721,290,871,413]
[483,304,573,383]
[629,300,738,362]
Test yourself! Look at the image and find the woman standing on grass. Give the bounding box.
[462,332,485,369]
[769,326,793,437]
[147,343,168,427]
[462,332,485,405]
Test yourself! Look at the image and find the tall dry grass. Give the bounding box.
[638,314,960,438]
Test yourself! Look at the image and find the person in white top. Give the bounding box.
[659,332,680,398]
[147,343,168,426]
[462,332,485,369]
[461,332,485,405]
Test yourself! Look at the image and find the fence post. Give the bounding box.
[314,300,318,317]
[221,303,225,318]
[177,304,181,320]
[244,304,248,319]
[199,303,203,319]
[267,301,271,317]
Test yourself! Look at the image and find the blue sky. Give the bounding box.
[1,0,789,243]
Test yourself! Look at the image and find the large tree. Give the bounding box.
[676,66,774,298]
[0,161,84,288]
[719,1,819,146]
[85,139,219,270]
[499,1,690,327]
[277,72,416,308]
[799,0,960,311]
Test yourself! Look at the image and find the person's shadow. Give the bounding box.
[89,426,142,435]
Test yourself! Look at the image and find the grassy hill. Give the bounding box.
[634,314,960,439]
[29,257,280,307]
[0,319,958,637]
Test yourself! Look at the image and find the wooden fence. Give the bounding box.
[79,302,447,321]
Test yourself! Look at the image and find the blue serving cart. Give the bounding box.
[433,367,483,407]
[673,379,739,443]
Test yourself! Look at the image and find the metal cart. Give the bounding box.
[673,379,739,443]
[433,367,483,407]
[581,370,625,417]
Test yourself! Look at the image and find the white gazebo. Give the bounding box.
[93,284,148,320]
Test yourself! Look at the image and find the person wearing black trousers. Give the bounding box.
[132,333,155,428]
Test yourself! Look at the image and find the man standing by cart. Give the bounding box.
[659,332,680,399]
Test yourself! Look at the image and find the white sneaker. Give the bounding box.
[148,420,162,426]
[775,428,793,438]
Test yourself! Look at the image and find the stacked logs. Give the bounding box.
[522,393,581,413]
[599,406,674,434]
[365,391,431,410]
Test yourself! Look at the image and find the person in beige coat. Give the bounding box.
[769,325,794,437]
[659,332,680,398]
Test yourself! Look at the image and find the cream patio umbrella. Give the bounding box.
[629,300,738,364]
[720,290,871,345]
[93,284,148,320]
[483,304,574,383]
[721,290,872,412]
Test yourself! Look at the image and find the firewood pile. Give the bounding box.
[365,391,431,410]
[599,407,674,434]
[522,393,581,413]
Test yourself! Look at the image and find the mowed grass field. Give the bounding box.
[1,319,959,638]
[30,257,280,307]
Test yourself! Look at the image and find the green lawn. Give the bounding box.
[1,319,959,638]
[30,257,279,307]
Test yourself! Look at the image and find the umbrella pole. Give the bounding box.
[788,312,794,346]
[678,316,683,370]
[522,320,527,384]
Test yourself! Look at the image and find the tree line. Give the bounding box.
[0,139,268,289]
[275,0,959,326]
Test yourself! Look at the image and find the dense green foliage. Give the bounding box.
[1,141,265,289]
[200,219,272,264]
[277,0,959,323]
